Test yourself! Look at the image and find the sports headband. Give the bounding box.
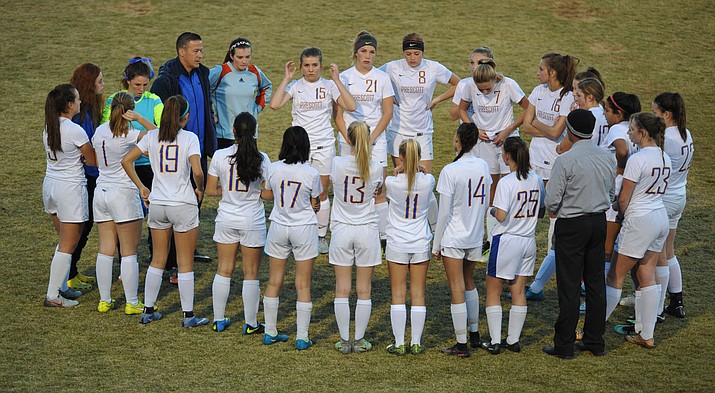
[565,117,592,139]
[230,40,252,51]
[355,39,377,51]
[124,57,155,79]
[181,102,190,118]
[403,40,424,51]
[608,95,625,113]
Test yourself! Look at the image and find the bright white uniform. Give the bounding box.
[604,121,638,222]
[452,78,474,122]
[432,154,491,259]
[208,146,270,246]
[488,171,544,279]
[385,172,436,262]
[662,126,693,228]
[42,117,90,223]
[380,59,453,158]
[338,66,394,167]
[527,84,574,178]
[286,78,342,175]
[461,77,525,174]
[618,146,671,258]
[264,160,323,260]
[92,122,143,223]
[588,105,610,149]
[329,156,384,266]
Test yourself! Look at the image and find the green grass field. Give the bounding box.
[2,0,714,391]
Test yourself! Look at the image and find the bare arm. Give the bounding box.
[533,115,567,140]
[188,154,204,203]
[124,110,157,131]
[494,97,529,146]
[79,142,97,167]
[269,61,296,110]
[617,178,636,215]
[121,146,150,204]
[612,139,630,175]
[370,97,394,144]
[520,103,544,137]
[458,99,472,124]
[331,64,357,111]
[428,73,460,110]
[205,174,221,197]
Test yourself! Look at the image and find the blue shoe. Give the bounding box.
[212,317,231,332]
[243,323,265,335]
[525,286,545,301]
[263,332,289,345]
[579,302,587,313]
[296,338,314,350]
[139,311,163,324]
[182,316,209,328]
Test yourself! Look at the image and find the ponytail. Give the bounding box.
[653,92,687,141]
[454,123,478,162]
[503,136,530,180]
[347,121,372,181]
[158,95,188,143]
[398,139,421,195]
[574,67,605,89]
[229,112,262,186]
[44,84,77,154]
[278,126,311,164]
[541,53,580,98]
[631,112,666,164]
[109,92,135,138]
[577,78,605,104]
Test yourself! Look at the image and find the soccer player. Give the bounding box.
[449,47,493,122]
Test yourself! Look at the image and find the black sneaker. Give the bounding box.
[480,341,501,355]
[500,339,521,353]
[441,343,470,358]
[469,331,481,349]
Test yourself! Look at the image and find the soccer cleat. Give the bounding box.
[212,318,232,332]
[318,237,329,254]
[352,338,373,353]
[480,341,501,355]
[182,316,209,328]
[665,304,685,318]
[59,288,82,300]
[76,272,96,284]
[625,333,655,349]
[626,313,665,325]
[124,302,144,315]
[441,343,470,357]
[139,311,163,324]
[67,277,93,292]
[243,323,265,335]
[525,286,545,301]
[410,344,426,355]
[613,324,635,335]
[580,282,586,297]
[44,295,78,308]
[386,343,407,355]
[501,340,521,353]
[619,295,635,307]
[469,331,481,349]
[262,332,289,345]
[296,338,314,350]
[335,339,351,354]
[97,299,116,313]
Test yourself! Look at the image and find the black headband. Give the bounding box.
[355,39,377,51]
[403,40,424,51]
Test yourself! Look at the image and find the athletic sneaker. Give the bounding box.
[441,343,470,357]
[579,302,587,313]
[59,288,82,300]
[97,299,116,313]
[296,338,314,350]
[626,333,655,349]
[44,295,78,308]
[619,295,635,307]
[76,272,96,284]
[500,340,521,353]
[477,241,490,263]
[243,323,265,335]
[182,316,209,328]
[580,282,586,297]
[469,331,481,349]
[613,324,635,335]
[410,344,426,355]
[67,276,92,292]
[626,313,665,325]
[335,339,351,354]
[352,338,373,353]
[263,332,289,345]
[480,341,501,355]
[139,311,163,324]
[212,317,231,332]
[666,296,685,318]
[124,302,144,315]
[386,343,406,355]
[525,286,545,301]
[318,237,329,254]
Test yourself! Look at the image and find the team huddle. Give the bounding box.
[41,30,694,357]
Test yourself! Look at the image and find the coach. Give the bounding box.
[542,109,616,359]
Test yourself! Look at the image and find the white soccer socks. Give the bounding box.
[334,297,350,341]
[450,302,468,344]
[212,274,231,321]
[177,271,195,313]
[120,255,139,306]
[354,299,372,341]
[143,266,164,308]
[390,304,407,346]
[605,285,622,321]
[242,280,261,327]
[95,253,114,302]
[263,296,280,336]
[296,301,313,341]
[317,199,330,238]
[410,306,426,346]
[485,305,502,345]
[47,249,71,299]
[465,288,480,332]
[507,305,527,345]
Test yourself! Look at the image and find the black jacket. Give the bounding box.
[151,57,217,158]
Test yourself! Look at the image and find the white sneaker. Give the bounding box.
[619,295,635,307]
[44,295,79,308]
[318,236,329,254]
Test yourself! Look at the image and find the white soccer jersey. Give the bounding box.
[528,84,574,169]
[663,126,694,196]
[286,77,341,148]
[136,129,201,206]
[43,117,89,183]
[436,155,492,248]
[492,171,544,237]
[338,66,394,146]
[330,156,383,225]
[385,172,436,253]
[380,58,453,136]
[93,122,141,188]
[208,146,270,229]
[461,77,525,139]
[622,146,672,218]
[606,121,638,158]
[589,105,610,149]
[265,160,322,226]
[452,78,474,122]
